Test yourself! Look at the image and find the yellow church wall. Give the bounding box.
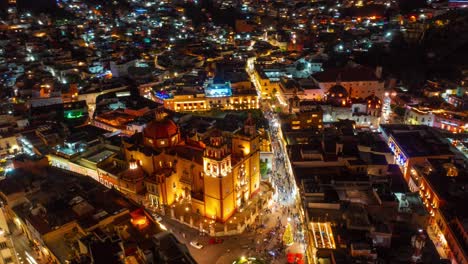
[204,175,221,200]
[221,192,235,221]
[249,151,261,195]
[164,173,183,205]
[204,195,222,220]
[221,173,234,199]
[231,165,240,190]
[191,198,205,216]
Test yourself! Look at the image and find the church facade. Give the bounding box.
[123,111,261,222]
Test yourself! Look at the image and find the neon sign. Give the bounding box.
[65,111,84,119]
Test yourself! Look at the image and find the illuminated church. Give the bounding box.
[123,110,260,222]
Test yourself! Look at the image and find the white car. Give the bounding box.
[190,241,203,249]
[152,214,163,222]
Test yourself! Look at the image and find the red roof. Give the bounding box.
[143,119,178,139]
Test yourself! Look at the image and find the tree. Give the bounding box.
[260,160,268,177]
[283,222,294,246]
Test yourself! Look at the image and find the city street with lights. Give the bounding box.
[0,0,467,264]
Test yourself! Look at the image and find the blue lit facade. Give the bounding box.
[205,80,232,98]
[388,136,408,167]
[155,90,173,100]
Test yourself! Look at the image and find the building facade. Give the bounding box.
[125,111,261,222]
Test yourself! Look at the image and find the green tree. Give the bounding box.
[260,160,268,177]
[283,222,294,246]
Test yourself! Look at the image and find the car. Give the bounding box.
[152,214,162,222]
[208,238,223,244]
[190,241,203,249]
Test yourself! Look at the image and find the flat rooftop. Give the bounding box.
[391,131,453,158]
[84,149,115,164]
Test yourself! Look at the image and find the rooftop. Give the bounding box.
[391,131,453,158]
[312,66,379,83]
[11,168,137,235]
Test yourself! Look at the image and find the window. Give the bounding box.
[0,242,7,249]
[173,182,176,189]
[3,257,12,264]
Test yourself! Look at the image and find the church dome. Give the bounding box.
[328,84,348,98]
[143,119,178,140]
[365,95,381,108]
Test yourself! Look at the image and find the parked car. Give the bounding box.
[190,241,203,249]
[208,238,223,244]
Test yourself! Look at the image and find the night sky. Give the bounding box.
[0,0,57,12]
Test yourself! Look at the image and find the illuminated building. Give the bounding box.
[326,83,350,107]
[409,159,468,264]
[153,79,259,112]
[382,125,454,184]
[289,101,323,131]
[124,111,261,222]
[253,66,283,97]
[404,107,467,133]
[312,66,385,99]
[404,106,434,126]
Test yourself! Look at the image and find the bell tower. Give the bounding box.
[203,131,231,177]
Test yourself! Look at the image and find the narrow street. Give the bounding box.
[7,217,47,264]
